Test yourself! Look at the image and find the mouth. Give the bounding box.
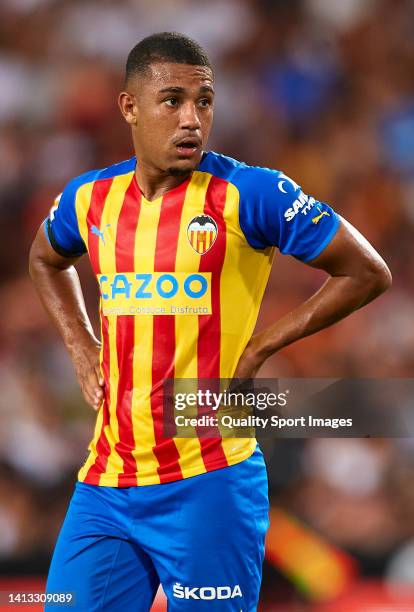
[174,137,201,158]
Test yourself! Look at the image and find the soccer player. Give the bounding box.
[29,32,391,611]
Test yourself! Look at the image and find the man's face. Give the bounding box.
[121,62,214,175]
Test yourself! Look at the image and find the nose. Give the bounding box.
[179,101,201,131]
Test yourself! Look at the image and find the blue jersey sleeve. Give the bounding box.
[235,166,340,261]
[44,177,88,258]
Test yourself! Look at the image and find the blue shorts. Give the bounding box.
[45,445,269,611]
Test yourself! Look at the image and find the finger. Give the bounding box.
[91,384,104,411]
[87,391,102,411]
[83,375,104,411]
[82,387,98,410]
[88,369,104,395]
[95,365,104,387]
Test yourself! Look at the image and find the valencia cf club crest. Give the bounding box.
[187,215,218,255]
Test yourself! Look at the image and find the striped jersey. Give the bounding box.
[45,152,339,486]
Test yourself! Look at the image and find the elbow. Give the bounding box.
[378,263,393,294]
[363,258,392,299]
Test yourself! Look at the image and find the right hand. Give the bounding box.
[70,339,105,411]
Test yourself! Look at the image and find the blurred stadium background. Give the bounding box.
[1,0,414,609]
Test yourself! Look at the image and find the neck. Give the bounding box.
[134,157,191,201]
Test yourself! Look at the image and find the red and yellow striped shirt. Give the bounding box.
[46,152,339,485]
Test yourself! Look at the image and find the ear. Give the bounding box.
[118,91,138,126]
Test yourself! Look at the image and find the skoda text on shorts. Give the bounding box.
[29,32,391,611]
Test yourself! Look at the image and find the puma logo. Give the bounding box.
[312,207,330,224]
[91,224,111,245]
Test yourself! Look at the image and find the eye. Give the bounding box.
[165,97,179,107]
[199,98,212,107]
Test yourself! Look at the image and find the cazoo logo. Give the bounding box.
[97,272,212,316]
[99,273,208,301]
[173,582,243,600]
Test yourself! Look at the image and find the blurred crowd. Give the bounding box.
[1,0,414,606]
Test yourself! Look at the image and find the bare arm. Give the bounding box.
[29,223,104,410]
[234,217,392,377]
